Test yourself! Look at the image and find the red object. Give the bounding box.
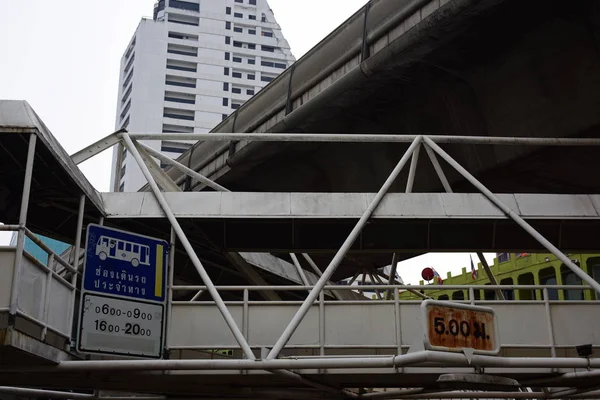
[421,267,434,281]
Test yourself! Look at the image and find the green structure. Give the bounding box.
[398,253,600,302]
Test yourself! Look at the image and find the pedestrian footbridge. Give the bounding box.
[1,100,600,400]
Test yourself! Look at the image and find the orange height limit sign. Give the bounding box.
[421,300,500,355]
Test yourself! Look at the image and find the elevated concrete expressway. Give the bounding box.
[172,0,600,195]
[142,0,600,275]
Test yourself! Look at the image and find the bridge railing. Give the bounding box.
[0,225,79,343]
[168,283,599,358]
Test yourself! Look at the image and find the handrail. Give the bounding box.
[0,225,78,274]
[172,284,597,291]
[126,133,600,146]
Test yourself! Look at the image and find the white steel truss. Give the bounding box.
[3,130,600,399]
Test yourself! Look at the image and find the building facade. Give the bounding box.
[111,0,295,192]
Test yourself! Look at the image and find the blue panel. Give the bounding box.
[23,234,70,266]
[83,224,168,303]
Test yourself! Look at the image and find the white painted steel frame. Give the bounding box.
[55,132,600,398]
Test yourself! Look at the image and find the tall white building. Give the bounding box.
[111,0,295,192]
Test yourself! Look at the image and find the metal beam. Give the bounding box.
[265,136,423,360]
[134,141,181,192]
[125,132,600,146]
[101,192,600,220]
[121,132,255,360]
[71,130,123,165]
[136,141,229,192]
[10,351,600,372]
[476,252,505,300]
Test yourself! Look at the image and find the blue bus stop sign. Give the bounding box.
[83,224,169,303]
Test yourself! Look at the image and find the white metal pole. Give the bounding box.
[423,136,600,296]
[476,252,505,300]
[67,195,85,338]
[166,227,176,351]
[126,132,600,146]
[290,253,310,286]
[386,254,400,300]
[405,143,420,193]
[266,136,422,360]
[136,141,229,192]
[9,134,37,315]
[121,133,255,360]
[423,142,453,193]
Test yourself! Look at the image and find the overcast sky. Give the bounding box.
[0,0,495,284]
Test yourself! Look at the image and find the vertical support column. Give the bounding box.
[242,288,250,371]
[42,253,55,340]
[267,136,422,360]
[319,291,325,357]
[68,195,85,338]
[166,227,176,353]
[469,288,476,305]
[543,288,557,358]
[9,134,37,315]
[394,289,403,372]
[387,254,400,300]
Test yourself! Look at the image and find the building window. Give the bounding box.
[248,58,255,65]
[539,267,559,300]
[232,87,241,94]
[261,76,274,82]
[249,0,256,4]
[232,71,242,78]
[234,12,243,18]
[234,27,243,33]
[163,108,195,121]
[223,98,229,106]
[222,113,228,120]
[233,41,242,48]
[225,52,230,60]
[247,74,255,80]
[169,0,199,12]
[166,75,196,88]
[261,45,275,52]
[226,7,231,14]
[225,36,231,44]
[167,13,199,26]
[248,44,256,50]
[248,29,256,35]
[246,89,254,95]
[233,56,242,63]
[249,15,256,20]
[232,103,241,109]
[226,21,231,30]
[224,67,230,75]
[164,91,196,104]
[161,141,192,154]
[223,82,229,91]
[168,31,199,41]
[561,264,584,300]
[261,31,273,37]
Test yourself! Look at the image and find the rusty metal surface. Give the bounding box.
[425,304,496,352]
